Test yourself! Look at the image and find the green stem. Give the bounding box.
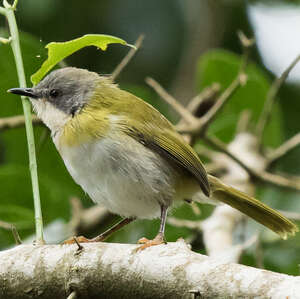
[4,6,44,243]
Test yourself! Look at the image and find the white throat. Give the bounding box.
[31,99,71,135]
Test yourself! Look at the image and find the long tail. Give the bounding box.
[208,175,298,239]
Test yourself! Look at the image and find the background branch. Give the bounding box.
[204,135,300,191]
[111,34,144,80]
[266,132,300,167]
[0,114,42,131]
[146,77,197,124]
[256,54,300,144]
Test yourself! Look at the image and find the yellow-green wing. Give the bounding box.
[128,126,210,197]
[108,88,210,196]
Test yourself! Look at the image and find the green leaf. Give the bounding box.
[31,34,129,84]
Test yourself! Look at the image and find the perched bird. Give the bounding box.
[9,67,298,248]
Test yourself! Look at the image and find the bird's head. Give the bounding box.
[8,67,104,132]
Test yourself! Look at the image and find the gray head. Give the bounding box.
[8,67,103,133]
[9,67,100,116]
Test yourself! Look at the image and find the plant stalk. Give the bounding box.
[4,5,44,243]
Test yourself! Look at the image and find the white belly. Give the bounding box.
[58,135,176,219]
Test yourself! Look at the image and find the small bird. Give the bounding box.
[9,67,298,248]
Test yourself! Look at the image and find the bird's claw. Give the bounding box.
[135,233,167,251]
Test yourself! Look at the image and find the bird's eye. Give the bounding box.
[50,89,59,98]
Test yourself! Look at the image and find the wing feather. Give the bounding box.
[128,127,210,197]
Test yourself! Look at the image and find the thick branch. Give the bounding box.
[0,241,299,299]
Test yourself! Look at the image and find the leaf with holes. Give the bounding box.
[31,34,131,84]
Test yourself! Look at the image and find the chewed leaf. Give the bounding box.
[31,34,129,85]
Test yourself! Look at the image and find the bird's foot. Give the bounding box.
[135,232,167,251]
[62,235,99,245]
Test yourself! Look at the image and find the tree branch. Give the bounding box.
[266,133,300,167]
[145,77,198,125]
[111,34,144,80]
[0,241,299,299]
[204,135,300,191]
[256,54,300,144]
[0,114,42,131]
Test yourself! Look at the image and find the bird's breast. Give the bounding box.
[57,133,178,219]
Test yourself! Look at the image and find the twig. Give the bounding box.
[146,77,197,125]
[11,224,22,245]
[205,135,300,191]
[205,135,254,173]
[0,36,11,44]
[147,53,247,135]
[175,73,247,135]
[111,34,144,80]
[12,0,18,10]
[0,114,42,131]
[172,32,251,135]
[73,237,83,252]
[236,110,252,134]
[256,54,300,144]
[258,172,300,191]
[0,220,12,229]
[237,30,255,71]
[185,83,220,115]
[67,291,77,299]
[3,1,44,243]
[266,133,300,167]
[197,32,252,133]
[197,73,246,133]
[176,83,220,144]
[0,220,22,244]
[191,202,201,216]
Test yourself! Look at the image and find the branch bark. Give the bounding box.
[0,241,299,299]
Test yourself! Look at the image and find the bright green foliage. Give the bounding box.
[31,34,128,84]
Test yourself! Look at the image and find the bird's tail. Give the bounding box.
[207,175,298,239]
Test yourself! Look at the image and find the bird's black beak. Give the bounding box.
[8,88,38,99]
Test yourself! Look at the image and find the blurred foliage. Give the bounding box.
[196,49,283,146]
[0,0,299,277]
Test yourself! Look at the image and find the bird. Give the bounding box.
[8,67,298,249]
